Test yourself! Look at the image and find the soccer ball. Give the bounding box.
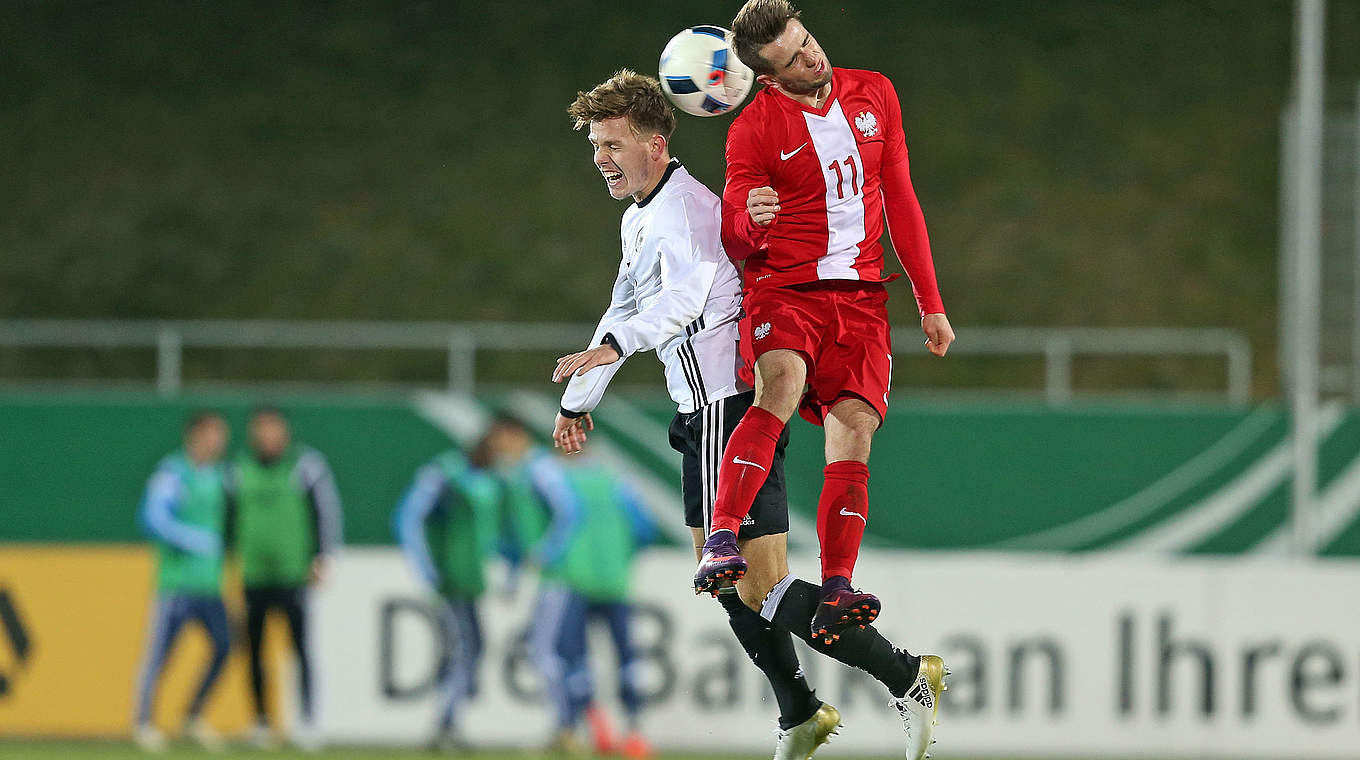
[658,25,754,117]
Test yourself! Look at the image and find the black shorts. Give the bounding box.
[668,389,790,541]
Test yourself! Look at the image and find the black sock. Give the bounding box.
[719,588,821,729]
[771,578,921,698]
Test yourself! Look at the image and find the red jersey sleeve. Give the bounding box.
[878,75,945,317]
[721,113,772,262]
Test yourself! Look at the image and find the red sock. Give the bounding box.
[709,405,785,536]
[817,460,870,582]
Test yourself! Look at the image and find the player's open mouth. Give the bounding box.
[603,170,624,185]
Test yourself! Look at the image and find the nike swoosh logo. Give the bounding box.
[839,507,867,525]
[732,456,767,472]
[780,143,808,160]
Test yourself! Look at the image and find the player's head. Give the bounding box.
[477,412,534,468]
[732,0,831,96]
[247,405,291,461]
[567,69,676,202]
[183,410,228,464]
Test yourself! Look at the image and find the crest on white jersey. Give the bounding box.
[854,110,879,138]
[627,225,647,266]
[753,321,772,340]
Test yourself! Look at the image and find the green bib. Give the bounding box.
[555,463,636,601]
[428,452,502,598]
[502,466,551,564]
[234,449,314,588]
[155,453,226,595]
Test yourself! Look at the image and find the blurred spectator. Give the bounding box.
[226,406,341,750]
[132,411,232,753]
[491,415,658,756]
[392,436,503,750]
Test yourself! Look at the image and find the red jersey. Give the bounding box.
[721,67,945,316]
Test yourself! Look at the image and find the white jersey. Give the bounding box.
[560,160,746,416]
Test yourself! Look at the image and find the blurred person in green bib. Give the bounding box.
[132,411,232,753]
[489,415,659,757]
[393,432,504,750]
[226,406,342,750]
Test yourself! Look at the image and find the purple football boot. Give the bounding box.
[693,529,747,595]
[811,575,881,645]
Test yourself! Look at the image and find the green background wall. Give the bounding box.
[5,391,1358,556]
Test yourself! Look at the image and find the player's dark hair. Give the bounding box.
[184,409,225,435]
[469,435,494,469]
[486,411,531,436]
[248,404,286,422]
[731,0,803,76]
[567,68,676,140]
[470,411,532,468]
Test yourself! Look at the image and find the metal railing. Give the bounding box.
[907,326,1254,404]
[0,319,1252,404]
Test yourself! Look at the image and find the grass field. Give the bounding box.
[0,744,903,760]
[0,743,1128,760]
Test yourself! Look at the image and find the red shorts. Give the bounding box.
[738,281,894,427]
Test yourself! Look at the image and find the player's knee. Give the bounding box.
[736,579,771,612]
[849,424,875,452]
[826,429,873,463]
[755,374,798,404]
[826,407,877,462]
[754,353,806,417]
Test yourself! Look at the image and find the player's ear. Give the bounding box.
[651,133,667,160]
[755,73,778,89]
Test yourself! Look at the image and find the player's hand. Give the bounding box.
[747,186,780,227]
[553,412,593,454]
[552,344,621,383]
[922,313,954,357]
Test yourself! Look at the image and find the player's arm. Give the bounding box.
[558,212,720,450]
[139,469,222,556]
[526,456,585,568]
[617,479,659,548]
[552,261,638,451]
[878,75,954,357]
[721,118,775,260]
[392,464,446,587]
[299,449,342,580]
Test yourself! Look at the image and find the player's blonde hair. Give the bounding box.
[731,0,802,75]
[567,69,676,139]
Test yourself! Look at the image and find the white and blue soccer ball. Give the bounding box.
[658,25,754,118]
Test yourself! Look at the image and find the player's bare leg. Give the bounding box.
[694,349,805,593]
[811,398,882,644]
[733,532,792,610]
[823,397,877,462]
[751,349,807,421]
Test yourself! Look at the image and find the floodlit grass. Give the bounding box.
[0,743,860,760]
[0,741,1125,760]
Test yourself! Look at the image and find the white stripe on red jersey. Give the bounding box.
[804,100,868,280]
[721,67,946,316]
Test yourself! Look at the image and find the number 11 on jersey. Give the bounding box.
[827,155,860,199]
